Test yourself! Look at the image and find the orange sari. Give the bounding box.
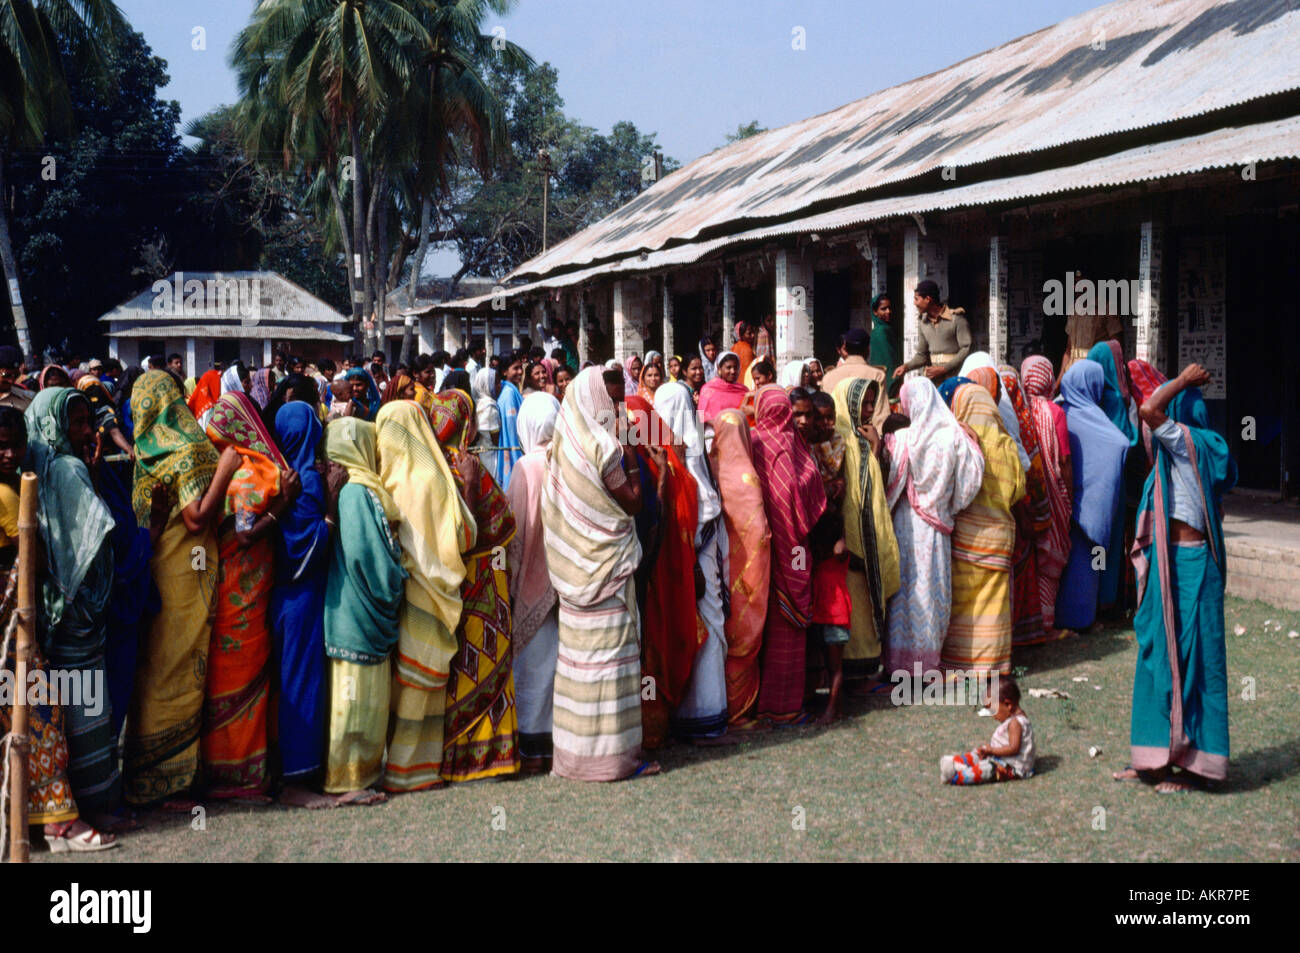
[706,408,771,723]
[626,395,703,747]
[202,393,285,797]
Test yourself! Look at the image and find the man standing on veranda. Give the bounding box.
[892,279,971,385]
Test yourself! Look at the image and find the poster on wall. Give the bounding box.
[1177,236,1226,399]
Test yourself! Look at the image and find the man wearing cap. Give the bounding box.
[0,346,34,412]
[820,327,890,430]
[893,279,971,383]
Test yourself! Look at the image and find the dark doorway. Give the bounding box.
[671,291,705,360]
[813,270,851,365]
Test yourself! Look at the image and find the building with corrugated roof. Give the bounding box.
[433,0,1300,494]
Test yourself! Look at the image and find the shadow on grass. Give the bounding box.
[1009,625,1134,678]
[1220,736,1300,793]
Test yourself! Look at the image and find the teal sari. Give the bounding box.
[1129,387,1235,780]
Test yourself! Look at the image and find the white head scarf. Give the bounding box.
[960,351,1030,470]
[653,381,722,538]
[778,359,807,390]
[220,364,244,395]
[472,367,500,434]
[518,391,561,455]
[698,339,718,383]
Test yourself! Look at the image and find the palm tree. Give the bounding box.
[232,0,430,349]
[0,0,126,357]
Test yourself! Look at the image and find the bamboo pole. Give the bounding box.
[8,471,37,862]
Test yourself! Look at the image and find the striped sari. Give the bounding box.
[1021,356,1072,630]
[202,393,284,798]
[943,383,1025,674]
[429,390,520,782]
[125,372,219,805]
[707,408,770,724]
[999,367,1049,646]
[376,401,475,791]
[542,368,644,780]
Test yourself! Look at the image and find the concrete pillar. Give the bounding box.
[443,311,464,353]
[988,235,1010,366]
[721,270,735,348]
[869,235,888,303]
[578,295,590,365]
[511,308,520,351]
[185,336,197,379]
[661,278,674,360]
[417,316,437,355]
[612,280,648,363]
[774,248,814,373]
[901,224,947,368]
[1136,220,1164,369]
[262,339,273,367]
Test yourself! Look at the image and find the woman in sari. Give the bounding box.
[126,371,240,807]
[1119,363,1234,793]
[706,407,771,727]
[382,372,416,404]
[75,374,135,459]
[542,367,657,779]
[505,393,562,771]
[748,384,826,723]
[271,402,340,807]
[637,360,665,403]
[1020,356,1073,635]
[201,392,294,801]
[1127,358,1169,467]
[472,368,501,479]
[187,368,223,430]
[1087,341,1140,611]
[1055,360,1130,632]
[376,400,475,791]
[26,388,121,821]
[998,365,1051,646]
[941,378,1025,674]
[883,377,983,677]
[832,378,901,685]
[778,359,808,391]
[322,417,406,803]
[220,363,248,397]
[427,390,520,782]
[697,351,747,423]
[343,367,383,421]
[698,337,719,383]
[655,381,729,742]
[248,367,274,409]
[495,353,525,488]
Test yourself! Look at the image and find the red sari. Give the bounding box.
[746,386,826,721]
[624,395,705,747]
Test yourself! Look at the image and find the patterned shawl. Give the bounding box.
[131,370,219,526]
[961,351,1030,470]
[999,366,1050,533]
[75,374,122,435]
[748,384,826,623]
[206,392,285,521]
[25,387,115,631]
[382,373,414,405]
[249,367,274,408]
[1020,356,1071,576]
[832,378,901,638]
[429,389,514,556]
[1126,357,1169,464]
[541,366,641,607]
[884,377,984,535]
[949,383,1025,570]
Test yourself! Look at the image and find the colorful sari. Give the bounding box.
[748,385,826,720]
[542,368,644,780]
[1021,356,1072,630]
[505,393,561,759]
[697,353,749,422]
[429,390,520,782]
[1127,359,1169,467]
[944,383,1025,673]
[1056,360,1129,631]
[125,371,219,805]
[322,418,407,793]
[883,378,983,675]
[1,567,79,824]
[999,366,1049,646]
[26,388,119,813]
[344,367,383,421]
[376,401,475,791]
[187,369,222,430]
[271,402,331,779]
[832,378,901,673]
[1130,387,1234,780]
[707,408,771,724]
[202,392,284,797]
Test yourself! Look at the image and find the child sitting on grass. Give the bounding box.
[940,677,1035,784]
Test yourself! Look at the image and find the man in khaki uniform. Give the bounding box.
[893,279,971,384]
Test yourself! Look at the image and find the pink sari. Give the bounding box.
[1020,356,1071,629]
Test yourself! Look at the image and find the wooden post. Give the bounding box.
[8,472,36,862]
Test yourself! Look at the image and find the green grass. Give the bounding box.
[39,597,1300,863]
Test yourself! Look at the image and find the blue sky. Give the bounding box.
[118,0,1106,162]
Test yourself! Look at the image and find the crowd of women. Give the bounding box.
[0,318,1235,854]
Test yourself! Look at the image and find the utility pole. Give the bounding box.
[538,147,554,252]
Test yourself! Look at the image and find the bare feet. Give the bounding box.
[280,785,339,810]
[815,707,840,727]
[1155,774,1199,794]
[628,760,661,779]
[334,789,387,807]
[158,797,201,814]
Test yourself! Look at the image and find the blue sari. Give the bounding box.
[344,368,383,421]
[1130,387,1234,780]
[495,380,523,488]
[271,403,331,778]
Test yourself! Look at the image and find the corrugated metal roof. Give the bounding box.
[98,271,348,325]
[438,115,1300,310]
[512,0,1300,281]
[107,324,354,342]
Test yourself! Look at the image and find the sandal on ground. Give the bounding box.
[629,760,661,779]
[1112,765,1144,782]
[335,789,387,806]
[44,820,119,854]
[1155,773,1201,795]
